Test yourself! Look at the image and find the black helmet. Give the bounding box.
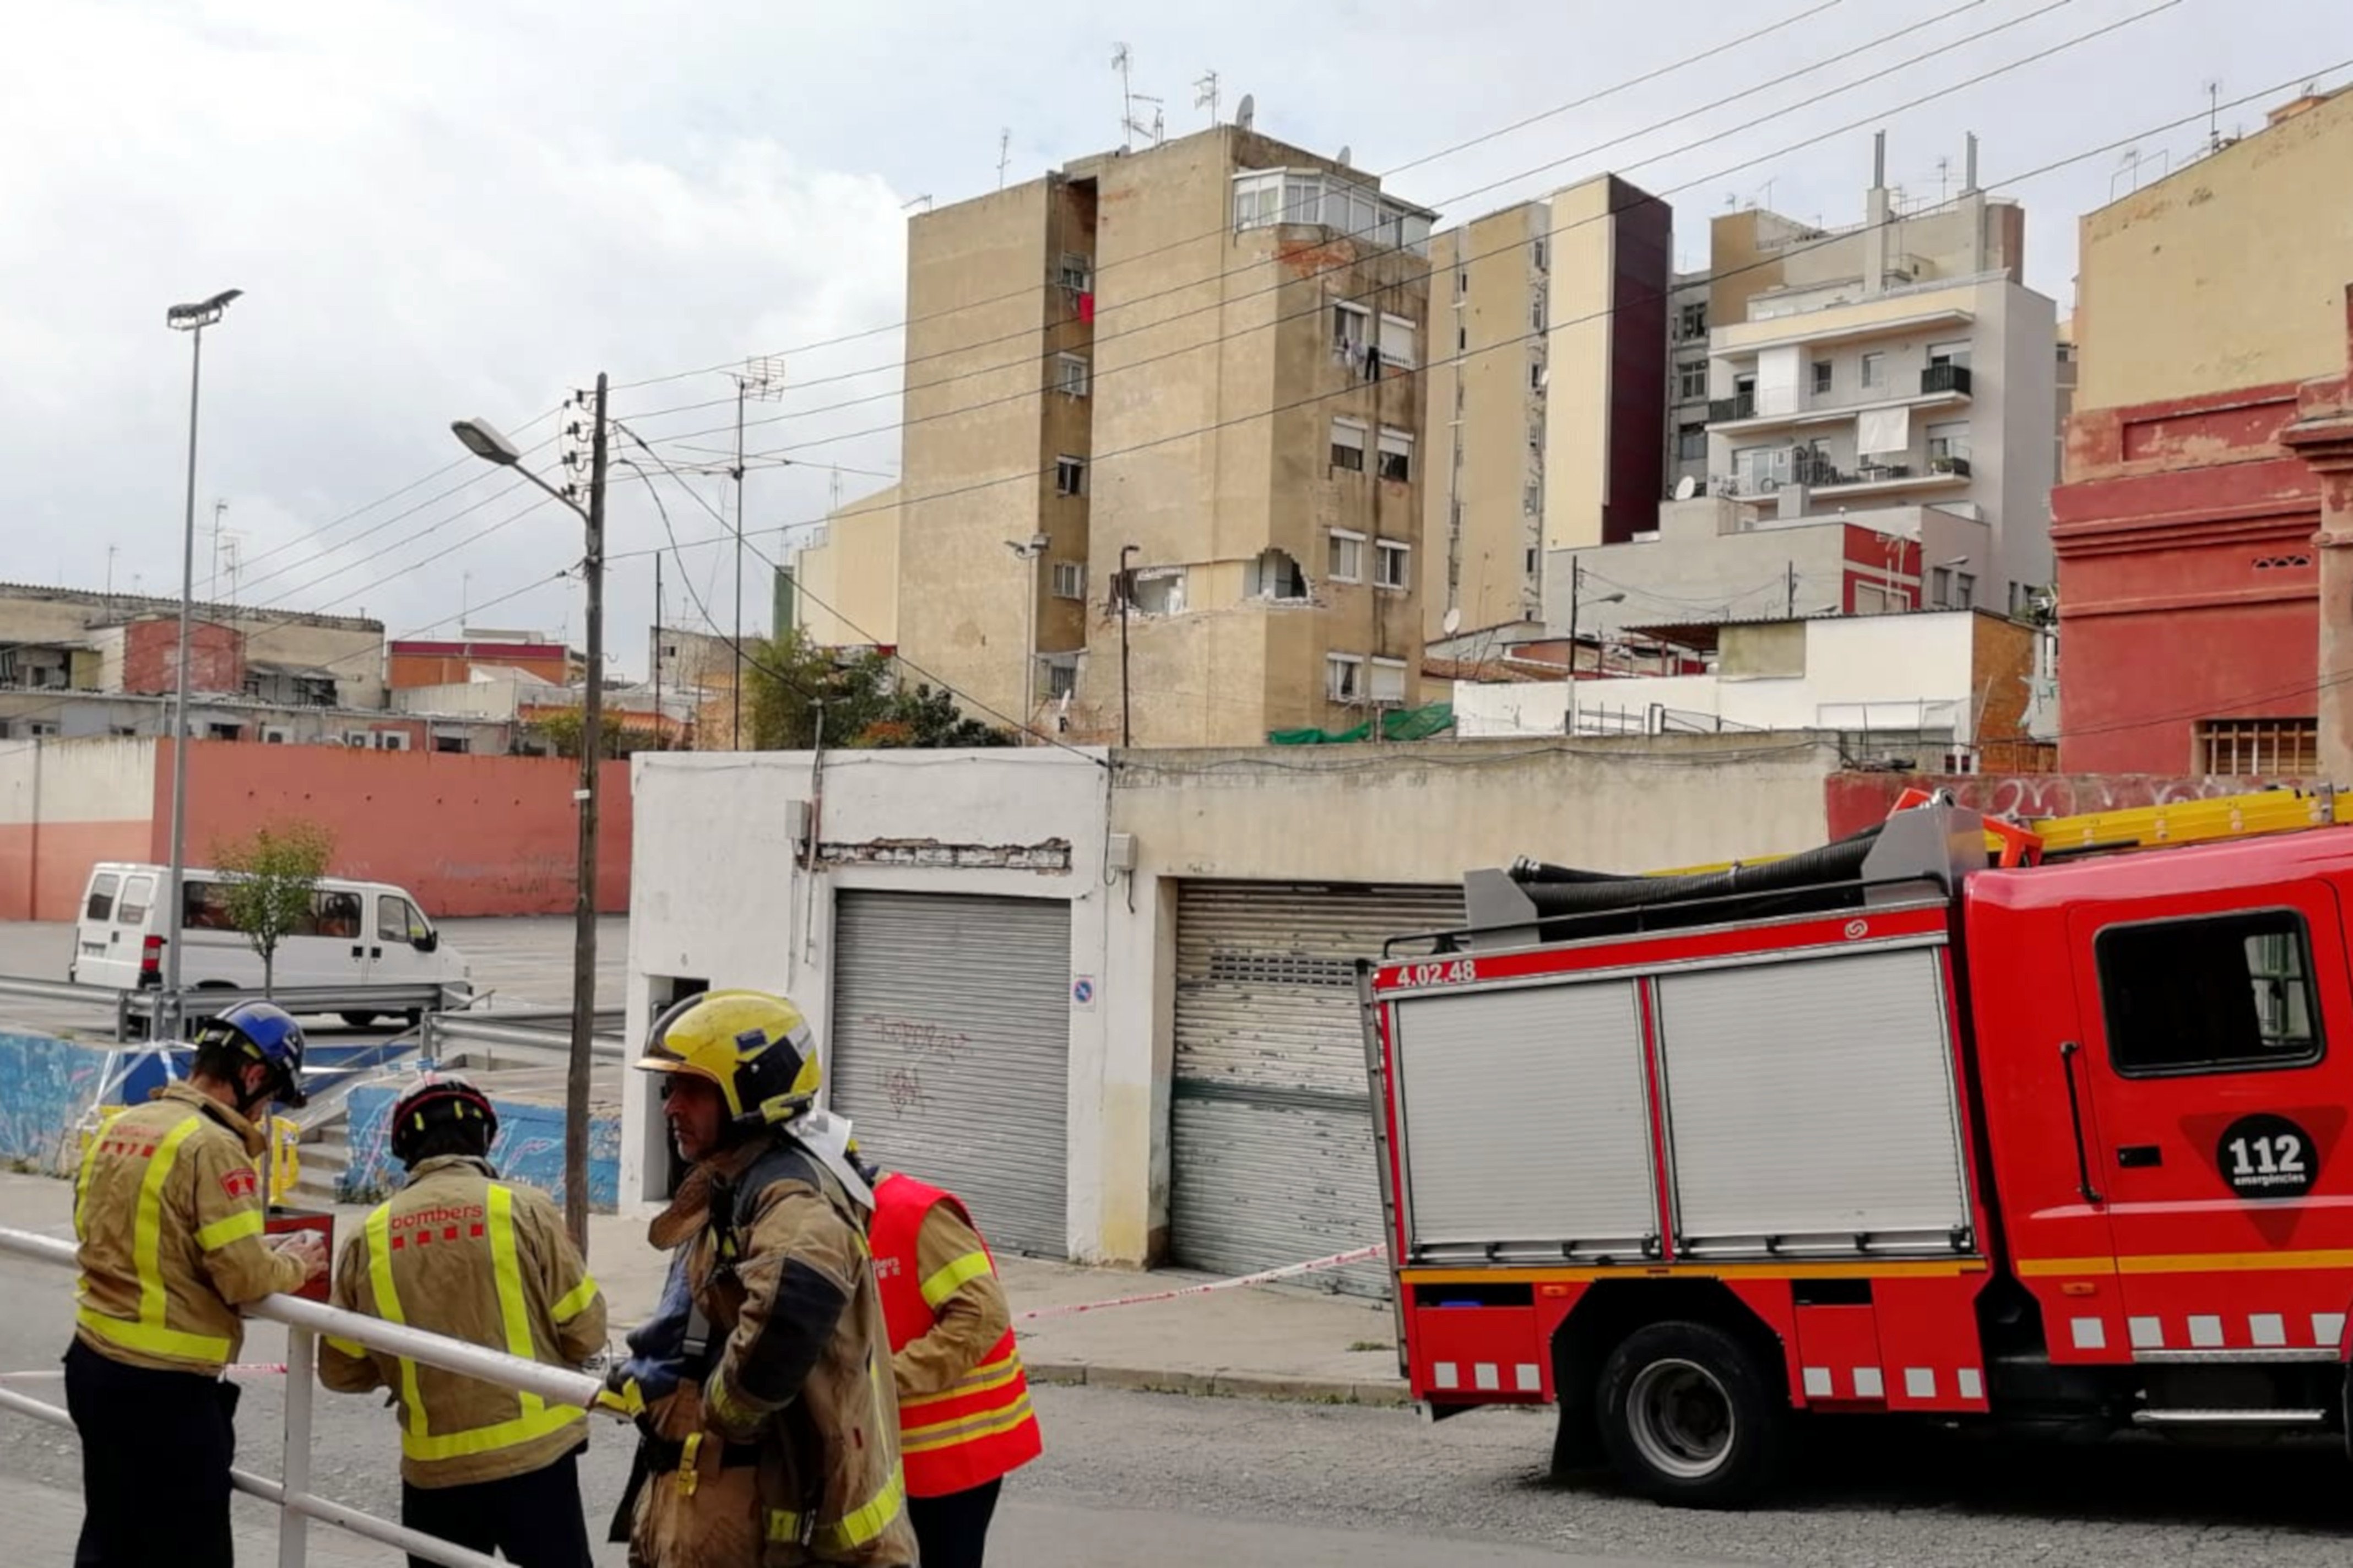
[389,1073,499,1167]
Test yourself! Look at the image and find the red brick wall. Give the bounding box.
[162,743,630,916]
[122,619,245,697]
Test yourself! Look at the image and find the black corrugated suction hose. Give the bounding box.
[1505,821,1887,917]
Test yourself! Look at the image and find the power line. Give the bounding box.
[615,0,2007,450]
[625,0,2140,464]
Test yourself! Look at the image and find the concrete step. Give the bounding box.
[291,1136,352,1207]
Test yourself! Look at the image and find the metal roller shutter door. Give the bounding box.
[1172,881,1463,1296]
[827,890,1071,1257]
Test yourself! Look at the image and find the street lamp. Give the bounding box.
[160,287,242,1045]
[451,379,608,1252]
[1004,534,1048,743]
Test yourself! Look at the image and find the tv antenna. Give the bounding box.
[903,194,932,213]
[1113,43,1135,149]
[2205,79,2223,151]
[1195,69,1220,126]
[997,127,1012,189]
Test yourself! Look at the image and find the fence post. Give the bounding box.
[278,1327,316,1568]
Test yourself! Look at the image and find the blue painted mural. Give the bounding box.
[343,1084,619,1211]
[0,1033,115,1173]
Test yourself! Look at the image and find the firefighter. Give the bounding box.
[319,1072,608,1568]
[608,989,915,1567]
[64,1001,329,1568]
[855,1144,1043,1568]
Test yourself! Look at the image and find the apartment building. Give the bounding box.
[1576,136,2054,643]
[2052,85,2353,775]
[1421,175,1672,643]
[886,121,1436,746]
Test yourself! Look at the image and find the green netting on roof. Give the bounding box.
[1267,701,1455,745]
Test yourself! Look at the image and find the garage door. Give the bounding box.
[827,890,1071,1257]
[1170,881,1464,1296]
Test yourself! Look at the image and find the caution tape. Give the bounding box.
[1013,1243,1387,1322]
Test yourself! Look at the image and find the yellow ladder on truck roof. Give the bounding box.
[1651,785,2345,877]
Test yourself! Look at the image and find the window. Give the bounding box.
[1055,455,1086,496]
[1927,421,1972,463]
[434,735,469,754]
[1861,351,1886,390]
[117,875,156,926]
[2198,718,2320,777]
[1056,353,1091,398]
[2098,909,2324,1077]
[1332,301,1369,354]
[1247,548,1308,601]
[1676,360,1707,401]
[312,889,364,940]
[380,895,429,946]
[1812,360,1834,395]
[1051,561,1087,600]
[1676,422,1707,461]
[1376,427,1413,483]
[1330,418,1367,473]
[24,720,53,739]
[1326,653,1364,702]
[1058,252,1092,292]
[2057,340,2077,364]
[1456,269,1468,299]
[1523,482,1542,517]
[1529,290,1547,333]
[1327,530,1364,583]
[1456,325,1468,353]
[1376,539,1411,590]
[1676,300,1707,341]
[85,873,120,924]
[1953,572,1976,609]
[1532,237,1549,272]
[1932,566,1953,606]
[207,723,242,741]
[1045,659,1079,699]
[1378,313,1417,368]
[1927,340,1971,368]
[1129,571,1186,615]
[1370,657,1408,704]
[1530,360,1546,391]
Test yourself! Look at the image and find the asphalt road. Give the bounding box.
[5,1191,2353,1568]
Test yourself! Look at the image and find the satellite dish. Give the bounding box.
[1235,94,1255,131]
[1442,607,1463,637]
[1336,145,1352,167]
[1673,475,1698,501]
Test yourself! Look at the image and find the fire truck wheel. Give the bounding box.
[1597,1321,1785,1508]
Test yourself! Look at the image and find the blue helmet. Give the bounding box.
[193,1001,309,1109]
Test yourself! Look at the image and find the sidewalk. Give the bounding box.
[0,1171,1407,1407]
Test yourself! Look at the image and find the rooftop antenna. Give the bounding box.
[207,499,228,603]
[1113,42,1135,150]
[219,533,242,607]
[1933,154,1951,203]
[1235,93,1255,132]
[997,127,1012,189]
[105,544,117,601]
[1129,93,1165,149]
[829,467,844,513]
[1195,69,1220,126]
[2205,79,2224,151]
[903,194,932,213]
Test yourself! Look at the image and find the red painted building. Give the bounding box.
[2051,385,2323,774]
[120,616,245,697]
[388,635,581,690]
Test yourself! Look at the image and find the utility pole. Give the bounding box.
[726,359,785,747]
[568,372,609,1253]
[653,551,665,751]
[1119,544,1138,747]
[449,375,607,1251]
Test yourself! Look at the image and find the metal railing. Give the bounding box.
[0,1223,622,1568]
[0,974,465,1044]
[422,1008,626,1065]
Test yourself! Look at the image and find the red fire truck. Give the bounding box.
[1363,788,2353,1507]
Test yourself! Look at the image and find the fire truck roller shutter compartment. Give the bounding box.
[1391,979,1658,1262]
[1173,881,1464,1296]
[1653,945,1974,1257]
[828,889,1073,1257]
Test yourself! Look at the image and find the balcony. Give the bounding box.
[1714,451,1974,501]
[1706,363,1974,438]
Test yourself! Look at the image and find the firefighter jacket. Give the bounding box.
[624,1135,915,1568]
[869,1172,1041,1497]
[319,1154,608,1489]
[72,1082,306,1375]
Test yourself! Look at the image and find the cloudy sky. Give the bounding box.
[1,0,2337,681]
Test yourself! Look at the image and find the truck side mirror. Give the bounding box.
[414,930,439,954]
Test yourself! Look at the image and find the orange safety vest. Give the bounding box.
[869,1173,1043,1498]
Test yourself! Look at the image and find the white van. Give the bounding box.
[70,862,473,1026]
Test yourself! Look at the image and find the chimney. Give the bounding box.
[1862,132,1891,298]
[1964,132,1980,193]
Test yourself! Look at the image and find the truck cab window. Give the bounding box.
[2096,909,2323,1076]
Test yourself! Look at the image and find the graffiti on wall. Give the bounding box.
[1826,772,2307,838]
[343,1083,620,1211]
[0,1032,109,1174]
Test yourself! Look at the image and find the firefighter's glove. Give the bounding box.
[595,1368,647,1421]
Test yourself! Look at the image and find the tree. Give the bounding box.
[740,632,1010,750]
[525,710,670,758]
[212,821,335,997]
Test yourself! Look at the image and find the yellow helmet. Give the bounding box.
[637,990,822,1126]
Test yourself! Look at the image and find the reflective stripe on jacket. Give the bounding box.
[869,1172,1041,1498]
[318,1155,606,1489]
[72,1083,303,1375]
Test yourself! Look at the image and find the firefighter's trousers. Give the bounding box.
[63,1338,239,1568]
[401,1447,595,1568]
